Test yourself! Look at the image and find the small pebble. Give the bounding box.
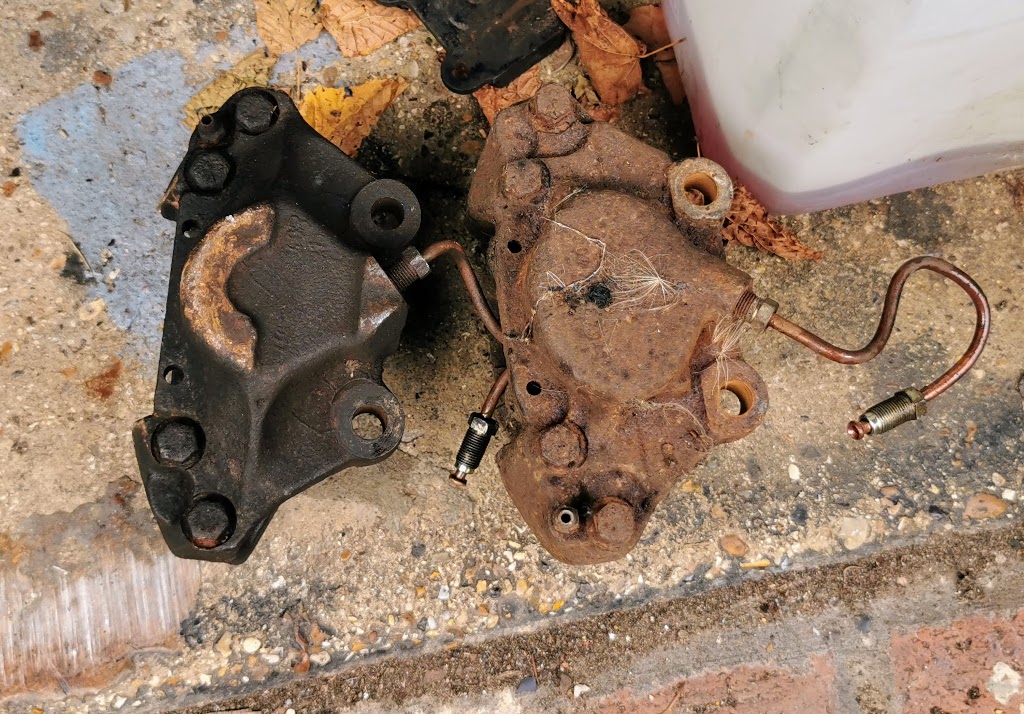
[516,676,538,694]
[113,697,127,709]
[573,684,591,698]
[438,585,450,601]
[262,653,281,665]
[788,464,801,481]
[837,516,870,550]
[77,298,105,321]
[411,543,426,558]
[215,633,232,658]
[719,534,749,558]
[241,637,262,654]
[880,485,901,499]
[1003,489,1017,502]
[965,492,1007,519]
[198,674,212,686]
[310,651,331,666]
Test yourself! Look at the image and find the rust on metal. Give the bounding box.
[179,204,273,372]
[468,84,769,564]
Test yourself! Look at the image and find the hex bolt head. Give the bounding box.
[746,296,779,332]
[183,498,233,549]
[540,422,586,468]
[469,415,492,436]
[184,152,231,193]
[533,84,576,125]
[502,160,545,201]
[235,92,277,135]
[152,420,202,467]
[385,247,431,291]
[592,499,636,545]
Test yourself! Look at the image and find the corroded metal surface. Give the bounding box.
[134,89,421,563]
[179,205,271,372]
[469,84,768,564]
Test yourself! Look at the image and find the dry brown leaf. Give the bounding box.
[183,51,278,129]
[571,74,621,123]
[473,66,543,125]
[724,183,823,261]
[551,0,645,105]
[256,0,322,55]
[320,0,420,57]
[300,78,409,157]
[624,5,685,105]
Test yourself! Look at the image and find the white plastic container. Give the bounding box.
[663,0,1024,214]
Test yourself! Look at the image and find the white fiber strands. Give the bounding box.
[0,549,201,692]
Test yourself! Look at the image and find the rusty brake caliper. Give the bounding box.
[461,84,991,564]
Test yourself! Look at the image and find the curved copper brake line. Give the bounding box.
[480,368,511,417]
[421,240,506,345]
[421,241,511,418]
[766,256,991,434]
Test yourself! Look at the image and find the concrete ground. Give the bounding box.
[0,1,1022,712]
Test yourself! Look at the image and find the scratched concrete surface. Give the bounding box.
[0,0,1022,712]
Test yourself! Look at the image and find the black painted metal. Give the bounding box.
[376,0,567,93]
[134,88,419,563]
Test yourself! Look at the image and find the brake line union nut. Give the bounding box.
[450,412,498,485]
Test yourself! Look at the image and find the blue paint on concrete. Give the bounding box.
[17,50,192,356]
[16,28,340,358]
[273,32,346,83]
[194,25,262,68]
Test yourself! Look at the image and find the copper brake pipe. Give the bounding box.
[766,256,991,402]
[480,368,511,417]
[421,240,506,345]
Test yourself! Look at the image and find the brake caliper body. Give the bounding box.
[468,85,770,564]
[134,89,423,563]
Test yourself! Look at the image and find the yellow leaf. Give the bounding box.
[320,0,420,58]
[473,66,543,126]
[256,0,322,55]
[183,51,278,129]
[300,78,409,157]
